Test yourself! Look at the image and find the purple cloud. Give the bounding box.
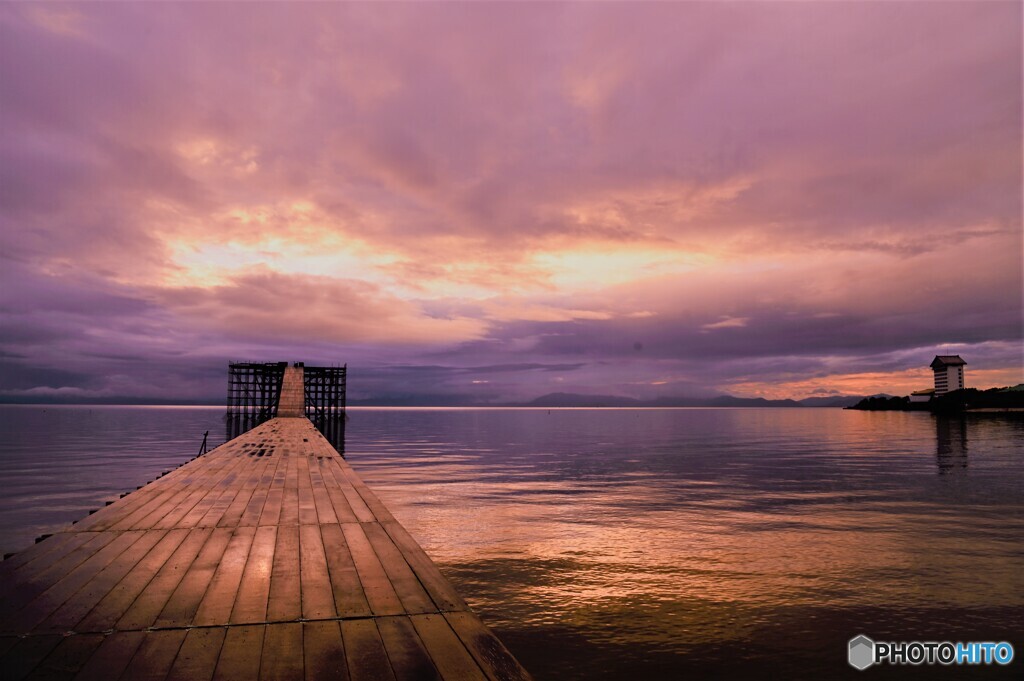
[0,2,1020,403]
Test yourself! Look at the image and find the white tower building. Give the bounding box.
[930,355,966,394]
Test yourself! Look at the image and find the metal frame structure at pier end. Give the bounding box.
[225,361,287,441]
[303,364,347,454]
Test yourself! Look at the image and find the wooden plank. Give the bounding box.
[380,521,468,612]
[0,534,117,619]
[0,634,62,681]
[335,463,396,524]
[276,366,305,417]
[116,528,213,631]
[72,483,176,533]
[196,471,244,528]
[0,636,18,658]
[377,617,441,681]
[93,452,238,533]
[155,527,234,627]
[258,473,285,527]
[193,526,256,626]
[260,623,303,681]
[279,457,300,527]
[175,475,237,528]
[307,458,338,525]
[238,470,273,527]
[0,412,529,681]
[362,523,435,615]
[118,630,187,681]
[296,456,319,526]
[72,631,146,681]
[303,621,347,681]
[409,614,487,681]
[106,486,183,531]
[73,436,246,533]
[165,627,227,681]
[230,525,277,625]
[324,462,375,523]
[0,534,96,609]
[298,525,336,620]
[340,524,403,617]
[0,532,92,576]
[319,459,358,523]
[220,434,276,525]
[217,458,263,529]
[212,624,263,681]
[98,469,208,533]
[74,528,187,632]
[39,530,167,633]
[319,524,371,619]
[5,531,144,634]
[25,632,104,680]
[157,454,253,531]
[340,619,395,681]
[266,525,300,622]
[153,487,220,531]
[444,612,531,681]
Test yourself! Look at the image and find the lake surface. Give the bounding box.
[0,405,1021,679]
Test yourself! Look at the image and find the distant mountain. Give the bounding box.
[519,392,643,408]
[346,393,488,407]
[795,395,870,407]
[0,390,865,408]
[520,392,865,408]
[0,395,222,406]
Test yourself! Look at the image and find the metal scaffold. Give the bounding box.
[225,361,287,441]
[303,364,347,455]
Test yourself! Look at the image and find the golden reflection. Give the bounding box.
[936,417,968,474]
[353,410,1024,654]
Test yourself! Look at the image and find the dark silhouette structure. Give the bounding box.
[226,362,347,454]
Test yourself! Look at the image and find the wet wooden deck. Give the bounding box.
[0,372,530,680]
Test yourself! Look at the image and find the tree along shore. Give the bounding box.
[848,386,1024,413]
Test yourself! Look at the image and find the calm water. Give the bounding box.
[0,405,1021,679]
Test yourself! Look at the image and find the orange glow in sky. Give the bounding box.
[0,2,1020,403]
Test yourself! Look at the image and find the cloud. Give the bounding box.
[0,2,1020,402]
[701,317,749,332]
[155,268,487,345]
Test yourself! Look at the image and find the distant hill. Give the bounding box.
[520,392,863,408]
[0,390,867,408]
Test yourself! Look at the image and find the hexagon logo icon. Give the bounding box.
[849,635,875,670]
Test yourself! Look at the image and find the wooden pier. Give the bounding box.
[0,367,530,680]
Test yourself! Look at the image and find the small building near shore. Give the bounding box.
[910,388,936,403]
[931,355,966,394]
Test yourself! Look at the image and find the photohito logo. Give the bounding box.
[848,635,1014,670]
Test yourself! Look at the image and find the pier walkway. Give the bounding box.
[0,368,530,680]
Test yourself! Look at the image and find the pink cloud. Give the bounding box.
[0,2,1019,402]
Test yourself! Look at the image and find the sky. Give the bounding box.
[0,2,1021,405]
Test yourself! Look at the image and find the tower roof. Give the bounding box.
[930,355,966,369]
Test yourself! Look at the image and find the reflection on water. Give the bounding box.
[0,406,1021,679]
[936,416,969,474]
[309,414,347,455]
[344,408,1024,680]
[0,405,224,554]
[226,412,265,442]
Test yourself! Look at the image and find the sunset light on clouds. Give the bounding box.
[0,2,1020,404]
